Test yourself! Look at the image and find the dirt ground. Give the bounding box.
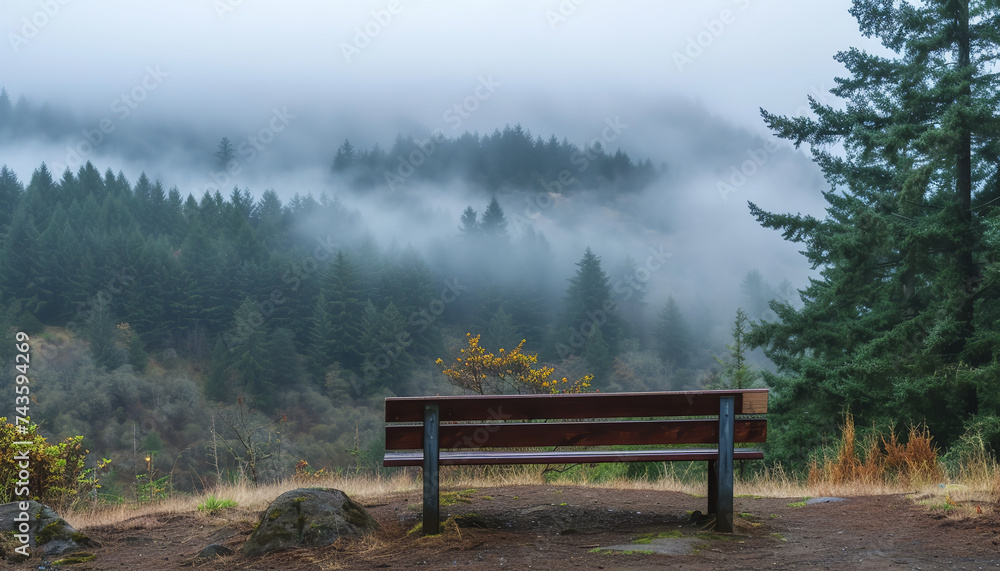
[8,485,1000,570]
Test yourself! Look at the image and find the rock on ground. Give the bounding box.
[242,488,379,557]
[0,500,98,560]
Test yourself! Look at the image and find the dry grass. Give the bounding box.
[65,416,1000,530]
[67,470,418,530]
[993,470,1000,508]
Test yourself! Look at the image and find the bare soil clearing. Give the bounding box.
[9,485,1000,570]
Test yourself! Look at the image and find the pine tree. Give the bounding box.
[655,296,691,368]
[482,306,522,353]
[221,298,275,408]
[459,206,479,235]
[740,269,775,321]
[20,164,57,229]
[555,248,624,362]
[359,300,413,392]
[312,251,365,373]
[0,88,11,125]
[83,293,128,370]
[0,165,23,233]
[332,139,356,171]
[714,308,759,390]
[479,196,509,241]
[215,137,236,166]
[748,0,1000,460]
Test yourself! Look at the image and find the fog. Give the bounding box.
[0,0,875,354]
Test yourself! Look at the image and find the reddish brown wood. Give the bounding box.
[385,390,768,422]
[385,419,767,450]
[383,448,765,467]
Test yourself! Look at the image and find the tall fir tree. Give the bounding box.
[748,0,1000,461]
[655,296,691,368]
[215,137,236,166]
[311,250,365,373]
[479,196,509,242]
[332,139,356,171]
[0,165,23,233]
[554,248,624,369]
[459,206,479,236]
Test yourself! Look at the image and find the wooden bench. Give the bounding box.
[383,389,767,534]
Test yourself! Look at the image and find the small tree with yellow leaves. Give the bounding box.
[436,333,592,395]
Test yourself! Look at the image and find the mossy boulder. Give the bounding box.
[0,501,98,560]
[242,488,379,557]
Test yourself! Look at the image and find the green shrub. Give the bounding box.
[0,418,105,507]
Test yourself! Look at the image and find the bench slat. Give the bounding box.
[383,448,765,467]
[385,389,768,422]
[385,419,767,450]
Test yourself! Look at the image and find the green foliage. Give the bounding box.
[749,0,1000,463]
[655,296,691,368]
[135,473,171,502]
[0,418,104,507]
[712,308,761,390]
[479,196,509,242]
[554,248,625,379]
[941,414,1000,474]
[198,494,238,512]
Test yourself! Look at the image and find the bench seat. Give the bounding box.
[384,447,765,466]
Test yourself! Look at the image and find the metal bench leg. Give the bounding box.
[423,403,440,535]
[716,396,734,533]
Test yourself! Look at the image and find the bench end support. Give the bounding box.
[715,396,735,533]
[423,403,440,535]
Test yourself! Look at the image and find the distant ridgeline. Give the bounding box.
[330,124,658,193]
[0,87,658,195]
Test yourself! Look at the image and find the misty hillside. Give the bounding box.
[0,85,813,491]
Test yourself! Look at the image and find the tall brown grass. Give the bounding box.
[808,414,945,490]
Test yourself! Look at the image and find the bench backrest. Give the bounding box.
[384,389,767,451]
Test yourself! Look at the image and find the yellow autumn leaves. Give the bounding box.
[436,333,592,395]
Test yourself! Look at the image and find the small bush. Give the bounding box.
[0,418,104,508]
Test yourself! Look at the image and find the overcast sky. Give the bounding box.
[1,0,880,324]
[2,0,872,142]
